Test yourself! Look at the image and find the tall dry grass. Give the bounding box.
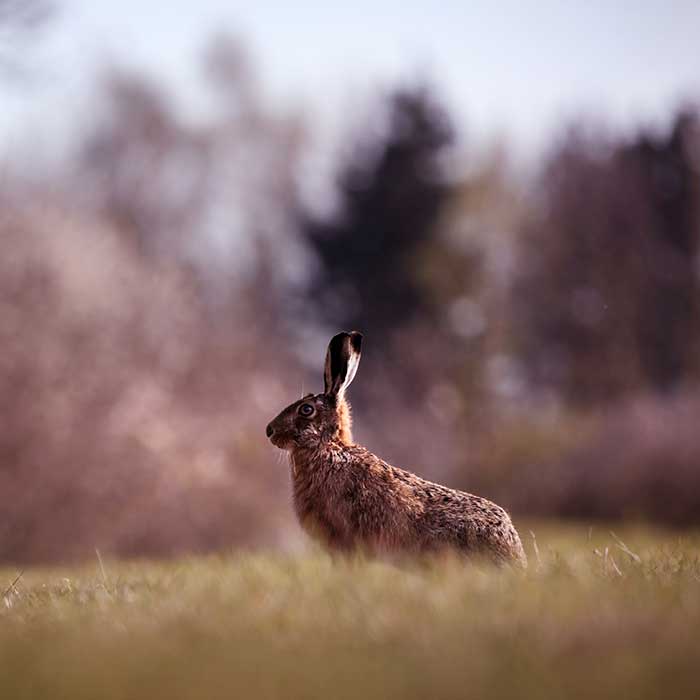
[1,524,699,700]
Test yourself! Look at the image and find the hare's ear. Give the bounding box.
[323,331,363,398]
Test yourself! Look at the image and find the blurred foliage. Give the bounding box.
[0,36,307,563]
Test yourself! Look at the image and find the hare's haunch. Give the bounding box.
[266,332,526,566]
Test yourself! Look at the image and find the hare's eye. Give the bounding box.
[298,403,315,417]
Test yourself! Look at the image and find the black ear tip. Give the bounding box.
[349,331,363,352]
[327,330,362,357]
[328,333,345,354]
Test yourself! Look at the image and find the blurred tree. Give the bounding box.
[79,35,306,300]
[80,71,210,260]
[303,85,454,340]
[514,110,700,404]
[425,150,533,410]
[622,111,700,390]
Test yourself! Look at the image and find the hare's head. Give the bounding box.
[266,331,363,450]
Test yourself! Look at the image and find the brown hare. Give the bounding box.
[266,331,527,566]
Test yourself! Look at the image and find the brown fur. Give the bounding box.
[266,333,526,567]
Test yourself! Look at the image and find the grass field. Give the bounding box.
[2,522,699,700]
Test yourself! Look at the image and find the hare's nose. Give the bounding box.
[266,424,274,438]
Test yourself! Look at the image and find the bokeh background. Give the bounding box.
[2,0,700,563]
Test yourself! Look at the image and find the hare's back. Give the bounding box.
[341,445,526,564]
[384,465,526,564]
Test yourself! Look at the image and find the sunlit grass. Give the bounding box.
[1,522,699,700]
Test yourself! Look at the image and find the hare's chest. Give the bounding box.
[292,469,355,550]
[298,511,340,549]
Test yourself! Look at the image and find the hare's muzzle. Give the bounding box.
[266,423,288,449]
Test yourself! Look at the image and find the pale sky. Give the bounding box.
[3,0,700,162]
